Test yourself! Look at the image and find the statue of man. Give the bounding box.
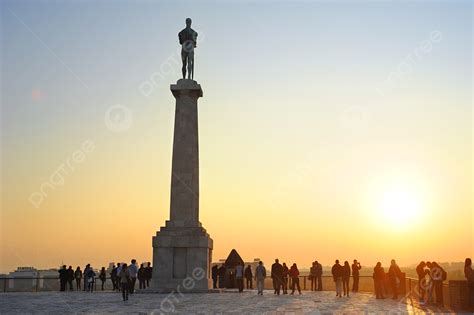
[178,18,198,80]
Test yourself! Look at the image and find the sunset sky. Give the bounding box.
[1,0,472,273]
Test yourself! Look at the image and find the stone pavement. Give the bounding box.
[0,290,453,314]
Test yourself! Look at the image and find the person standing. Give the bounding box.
[115,263,122,292]
[416,261,426,302]
[352,260,361,293]
[315,261,323,291]
[342,261,351,297]
[211,264,219,289]
[99,267,106,291]
[464,258,474,310]
[138,264,146,289]
[373,262,385,299]
[74,266,82,291]
[332,260,343,298]
[430,261,446,306]
[128,259,138,294]
[83,264,90,291]
[85,265,96,292]
[145,262,152,288]
[310,261,317,291]
[282,263,289,294]
[388,259,402,299]
[218,264,226,288]
[58,265,68,292]
[244,265,253,289]
[119,263,130,301]
[111,264,118,291]
[271,259,283,295]
[255,261,266,295]
[67,266,74,291]
[235,262,244,292]
[289,263,301,295]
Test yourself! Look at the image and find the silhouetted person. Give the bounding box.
[119,263,130,301]
[244,265,253,289]
[373,262,385,299]
[255,261,266,295]
[74,266,82,291]
[271,259,283,295]
[430,261,446,306]
[416,261,426,302]
[464,258,474,310]
[85,265,96,292]
[128,259,138,294]
[211,264,218,289]
[138,264,146,289]
[218,264,225,288]
[99,267,106,290]
[115,263,122,292]
[332,260,343,298]
[83,264,90,291]
[111,264,118,291]
[282,262,289,294]
[342,261,351,297]
[67,266,74,291]
[310,261,317,291]
[352,260,361,292]
[289,263,301,294]
[315,260,323,291]
[388,259,402,299]
[145,262,152,287]
[235,262,244,292]
[58,265,68,292]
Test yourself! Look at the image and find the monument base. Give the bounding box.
[150,221,213,293]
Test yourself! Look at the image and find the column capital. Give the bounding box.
[171,79,203,98]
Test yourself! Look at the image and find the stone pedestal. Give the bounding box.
[151,79,213,293]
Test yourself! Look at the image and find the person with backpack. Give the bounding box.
[430,261,447,306]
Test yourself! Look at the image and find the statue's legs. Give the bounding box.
[181,50,188,79]
[188,50,194,80]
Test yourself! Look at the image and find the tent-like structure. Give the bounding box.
[223,249,244,288]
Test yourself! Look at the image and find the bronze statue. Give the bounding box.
[178,18,198,80]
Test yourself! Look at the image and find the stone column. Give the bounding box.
[151,79,213,293]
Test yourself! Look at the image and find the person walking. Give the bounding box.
[138,264,146,289]
[244,265,253,289]
[388,259,402,299]
[235,262,244,292]
[315,261,323,291]
[464,258,474,310]
[351,260,361,293]
[342,261,351,297]
[332,260,343,298]
[211,264,219,289]
[58,265,68,292]
[271,259,283,295]
[128,259,138,294]
[119,263,130,301]
[74,266,82,291]
[289,263,301,295]
[373,262,385,299]
[98,267,106,291]
[255,261,266,295]
[85,265,96,292]
[145,262,152,288]
[83,264,90,291]
[111,264,118,291]
[282,262,289,294]
[310,261,317,291]
[67,266,74,291]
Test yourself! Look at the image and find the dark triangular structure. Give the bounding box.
[224,249,244,267]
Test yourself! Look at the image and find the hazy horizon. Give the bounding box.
[1,0,472,274]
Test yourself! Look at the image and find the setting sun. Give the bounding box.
[379,187,422,226]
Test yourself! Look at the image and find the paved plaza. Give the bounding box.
[0,290,451,314]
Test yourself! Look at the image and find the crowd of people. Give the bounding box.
[58,256,474,308]
[58,260,152,301]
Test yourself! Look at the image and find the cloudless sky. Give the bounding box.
[1,0,472,273]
